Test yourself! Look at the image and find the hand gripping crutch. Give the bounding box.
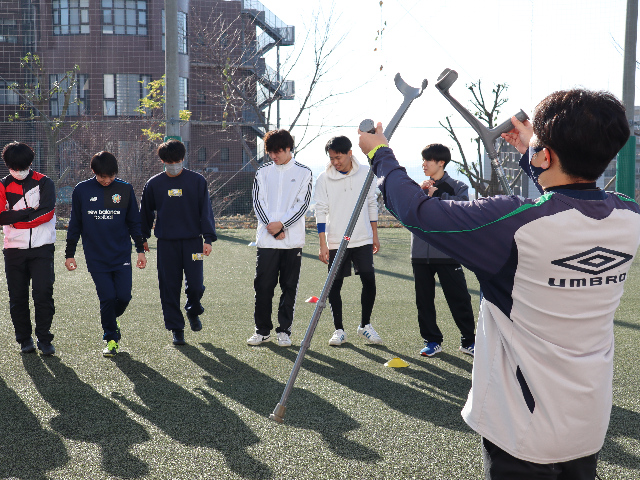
[434,68,528,195]
[269,73,428,423]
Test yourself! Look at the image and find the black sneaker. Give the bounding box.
[172,329,186,345]
[20,338,36,354]
[37,341,56,356]
[188,315,202,332]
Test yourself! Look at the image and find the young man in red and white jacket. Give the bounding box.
[0,142,56,355]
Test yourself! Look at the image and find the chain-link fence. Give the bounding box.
[0,119,262,227]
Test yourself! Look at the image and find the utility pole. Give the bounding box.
[165,0,181,141]
[616,0,638,198]
[276,45,281,129]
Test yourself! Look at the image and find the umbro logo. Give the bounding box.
[291,178,296,182]
[551,247,633,275]
[90,197,97,201]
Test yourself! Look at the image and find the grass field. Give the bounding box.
[0,228,638,480]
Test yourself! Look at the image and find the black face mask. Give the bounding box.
[528,145,548,184]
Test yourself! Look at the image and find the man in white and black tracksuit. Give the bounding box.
[359,89,640,479]
[411,143,476,358]
[247,129,312,348]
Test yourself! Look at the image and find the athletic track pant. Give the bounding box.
[157,237,205,331]
[253,248,302,336]
[412,262,475,347]
[90,265,132,342]
[3,244,55,344]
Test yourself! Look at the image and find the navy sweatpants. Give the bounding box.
[3,244,55,344]
[90,265,132,342]
[157,237,205,331]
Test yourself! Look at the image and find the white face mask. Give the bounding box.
[9,168,30,181]
[164,161,183,176]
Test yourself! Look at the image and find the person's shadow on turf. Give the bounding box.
[0,369,69,480]
[178,343,381,463]
[599,404,640,470]
[22,354,149,478]
[270,344,472,433]
[111,352,273,480]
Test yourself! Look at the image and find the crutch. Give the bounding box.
[434,68,528,195]
[270,73,428,423]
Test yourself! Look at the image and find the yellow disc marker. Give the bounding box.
[384,357,409,368]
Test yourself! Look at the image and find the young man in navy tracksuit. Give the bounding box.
[0,142,57,356]
[140,140,217,346]
[65,151,147,356]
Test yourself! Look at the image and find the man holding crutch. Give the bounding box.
[359,89,640,479]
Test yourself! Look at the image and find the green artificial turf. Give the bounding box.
[0,228,637,479]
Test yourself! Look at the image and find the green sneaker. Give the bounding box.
[103,340,119,357]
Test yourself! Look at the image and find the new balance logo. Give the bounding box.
[90,197,97,201]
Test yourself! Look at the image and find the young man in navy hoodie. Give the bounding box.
[140,140,217,346]
[65,151,147,356]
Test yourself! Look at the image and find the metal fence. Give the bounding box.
[0,119,259,224]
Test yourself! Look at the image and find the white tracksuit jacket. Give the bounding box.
[252,157,312,249]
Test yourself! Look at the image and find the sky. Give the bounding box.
[256,0,638,186]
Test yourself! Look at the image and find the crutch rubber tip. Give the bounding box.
[270,403,286,423]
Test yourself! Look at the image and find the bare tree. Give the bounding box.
[4,53,81,184]
[439,80,512,198]
[189,4,349,165]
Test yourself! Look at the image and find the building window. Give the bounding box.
[197,147,206,163]
[0,19,18,43]
[50,74,89,116]
[162,10,187,54]
[103,74,150,116]
[102,0,147,35]
[220,147,229,163]
[179,77,188,111]
[53,0,90,35]
[0,80,19,105]
[197,90,206,105]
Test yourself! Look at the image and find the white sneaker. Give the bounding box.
[357,324,383,344]
[247,333,270,346]
[276,332,292,347]
[329,329,346,346]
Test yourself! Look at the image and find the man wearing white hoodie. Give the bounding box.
[315,136,382,346]
[248,129,312,347]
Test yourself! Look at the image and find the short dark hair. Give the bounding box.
[533,89,630,181]
[324,136,352,155]
[2,142,34,170]
[264,129,294,154]
[421,143,451,167]
[91,151,119,176]
[157,139,186,163]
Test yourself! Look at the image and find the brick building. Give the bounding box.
[0,0,294,214]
